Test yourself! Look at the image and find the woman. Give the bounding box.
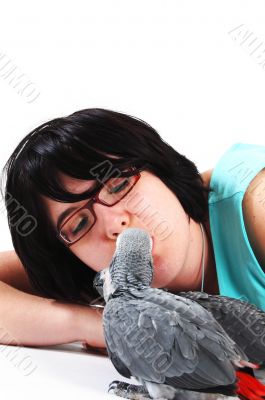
[0,108,264,350]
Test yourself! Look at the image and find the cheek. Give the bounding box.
[70,246,106,272]
[120,182,170,229]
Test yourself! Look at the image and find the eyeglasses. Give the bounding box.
[57,165,142,247]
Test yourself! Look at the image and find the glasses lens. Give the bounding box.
[98,174,136,205]
[60,174,137,244]
[60,208,95,244]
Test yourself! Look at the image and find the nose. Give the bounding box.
[93,201,130,241]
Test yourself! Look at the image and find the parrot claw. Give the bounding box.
[108,380,152,399]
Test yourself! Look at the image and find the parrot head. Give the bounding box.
[93,227,154,302]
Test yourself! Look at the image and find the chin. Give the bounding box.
[151,267,173,289]
[153,253,182,288]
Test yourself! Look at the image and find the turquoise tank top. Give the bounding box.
[208,142,265,311]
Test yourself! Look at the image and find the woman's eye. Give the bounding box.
[72,217,89,235]
[109,179,129,194]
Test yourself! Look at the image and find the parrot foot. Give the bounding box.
[108,380,152,399]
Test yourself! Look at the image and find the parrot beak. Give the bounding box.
[93,270,105,297]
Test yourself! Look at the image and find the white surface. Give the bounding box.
[0,341,232,400]
[0,341,136,400]
[1,340,263,400]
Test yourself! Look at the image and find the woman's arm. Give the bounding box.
[0,279,106,348]
[0,250,106,348]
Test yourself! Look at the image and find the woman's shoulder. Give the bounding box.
[207,142,265,201]
[200,168,214,189]
[201,164,265,272]
[206,160,265,272]
[242,167,265,271]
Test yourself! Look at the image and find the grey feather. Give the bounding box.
[93,227,250,398]
[177,290,265,365]
[103,288,245,390]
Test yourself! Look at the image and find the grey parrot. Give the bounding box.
[92,227,263,400]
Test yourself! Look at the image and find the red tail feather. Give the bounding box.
[236,371,265,400]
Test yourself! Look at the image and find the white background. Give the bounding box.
[0,1,264,399]
[1,0,265,250]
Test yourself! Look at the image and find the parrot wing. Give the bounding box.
[103,289,247,392]
[177,290,265,364]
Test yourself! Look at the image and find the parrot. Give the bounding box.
[93,227,265,400]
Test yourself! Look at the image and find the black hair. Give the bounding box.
[0,108,213,304]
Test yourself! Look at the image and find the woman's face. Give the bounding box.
[42,169,203,291]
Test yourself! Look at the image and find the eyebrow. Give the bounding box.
[56,181,103,232]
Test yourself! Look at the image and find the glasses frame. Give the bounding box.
[57,165,142,247]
